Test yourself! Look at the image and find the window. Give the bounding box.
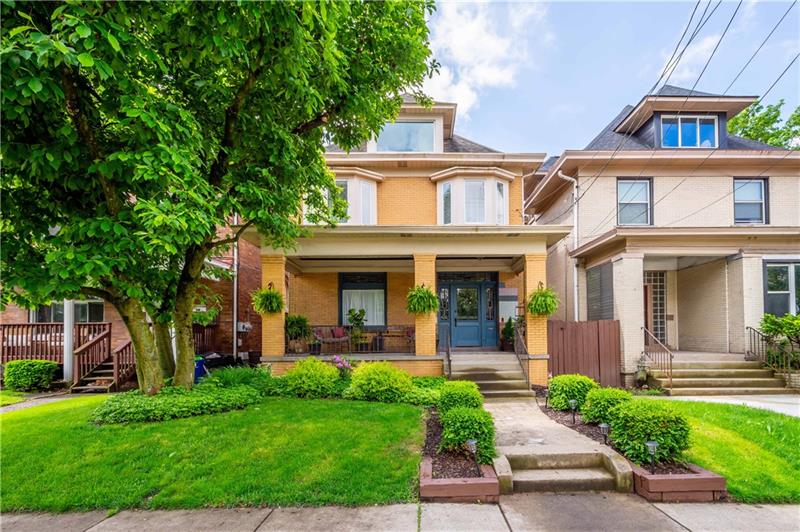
[34,301,104,323]
[329,180,349,223]
[464,180,485,223]
[765,263,799,316]
[495,182,506,224]
[734,178,767,224]
[442,182,452,225]
[376,121,434,152]
[340,273,386,327]
[617,179,651,225]
[361,180,375,225]
[661,116,718,148]
[313,178,376,225]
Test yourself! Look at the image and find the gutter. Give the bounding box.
[232,214,239,361]
[558,170,580,321]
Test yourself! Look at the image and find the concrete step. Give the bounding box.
[654,377,786,388]
[451,370,526,381]
[666,387,790,396]
[481,389,535,399]
[653,368,774,378]
[451,364,523,374]
[671,361,762,370]
[505,451,603,471]
[513,467,615,492]
[474,380,529,391]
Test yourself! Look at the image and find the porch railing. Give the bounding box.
[294,325,415,356]
[73,328,111,385]
[513,311,530,388]
[642,326,673,391]
[1,322,111,364]
[747,326,798,374]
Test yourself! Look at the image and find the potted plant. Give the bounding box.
[500,318,515,351]
[285,314,311,354]
[347,308,370,352]
[526,282,559,317]
[406,284,439,315]
[252,283,284,315]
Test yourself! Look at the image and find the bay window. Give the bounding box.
[464,180,485,223]
[437,178,509,225]
[311,177,377,225]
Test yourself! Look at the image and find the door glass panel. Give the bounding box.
[485,287,495,321]
[456,288,478,320]
[438,287,449,320]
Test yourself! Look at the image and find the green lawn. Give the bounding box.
[653,399,800,503]
[0,390,27,406]
[1,395,424,512]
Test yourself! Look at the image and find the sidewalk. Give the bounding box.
[661,394,800,418]
[3,494,799,531]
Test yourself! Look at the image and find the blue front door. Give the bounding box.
[438,279,498,348]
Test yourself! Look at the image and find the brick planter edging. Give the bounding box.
[630,461,727,502]
[419,456,500,503]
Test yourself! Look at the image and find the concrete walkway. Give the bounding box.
[662,394,800,418]
[3,495,799,531]
[0,392,76,414]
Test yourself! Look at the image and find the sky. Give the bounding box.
[422,0,800,156]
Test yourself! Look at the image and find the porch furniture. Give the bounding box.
[313,326,350,353]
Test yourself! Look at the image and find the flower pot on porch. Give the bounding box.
[288,339,306,354]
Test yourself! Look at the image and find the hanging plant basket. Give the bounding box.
[526,282,559,317]
[252,283,284,315]
[406,284,439,315]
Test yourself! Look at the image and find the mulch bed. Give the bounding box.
[540,401,694,475]
[423,410,482,479]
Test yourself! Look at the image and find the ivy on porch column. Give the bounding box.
[413,254,437,356]
[261,255,286,357]
[523,254,549,385]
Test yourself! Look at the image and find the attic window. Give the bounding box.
[661,116,717,148]
[376,121,434,152]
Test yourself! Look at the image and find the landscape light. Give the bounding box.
[646,441,659,474]
[599,423,609,445]
[569,399,578,424]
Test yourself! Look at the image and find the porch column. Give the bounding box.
[612,253,644,384]
[522,254,548,385]
[62,299,74,382]
[413,254,437,356]
[261,255,286,357]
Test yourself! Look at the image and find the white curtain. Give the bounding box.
[342,289,385,326]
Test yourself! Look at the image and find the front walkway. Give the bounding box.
[662,394,800,418]
[0,392,76,414]
[4,496,799,531]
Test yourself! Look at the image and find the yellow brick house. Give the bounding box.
[245,96,569,385]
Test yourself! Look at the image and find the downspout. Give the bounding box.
[232,214,240,361]
[558,171,580,321]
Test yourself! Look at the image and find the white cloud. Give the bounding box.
[661,34,720,84]
[423,2,553,118]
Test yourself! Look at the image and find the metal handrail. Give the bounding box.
[442,328,452,379]
[747,326,797,374]
[642,327,673,391]
[513,314,530,388]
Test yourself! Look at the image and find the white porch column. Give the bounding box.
[62,299,74,382]
[612,253,644,384]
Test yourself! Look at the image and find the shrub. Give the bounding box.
[91,384,261,424]
[548,374,599,411]
[439,407,496,464]
[3,360,59,391]
[526,282,559,317]
[204,366,278,396]
[412,376,446,389]
[608,400,690,464]
[438,380,483,413]
[347,361,413,403]
[406,284,439,315]
[401,386,441,407]
[283,357,340,398]
[581,387,632,423]
[251,285,284,315]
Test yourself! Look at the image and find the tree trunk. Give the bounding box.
[172,284,197,388]
[115,299,163,394]
[153,321,176,378]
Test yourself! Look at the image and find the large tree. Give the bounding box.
[728,99,800,149]
[1,1,436,392]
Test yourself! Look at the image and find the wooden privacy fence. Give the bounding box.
[548,320,621,387]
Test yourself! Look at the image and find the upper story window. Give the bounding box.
[376,121,434,152]
[34,300,104,323]
[765,263,799,316]
[617,178,651,225]
[311,177,377,225]
[661,116,717,148]
[437,178,509,225]
[733,178,767,224]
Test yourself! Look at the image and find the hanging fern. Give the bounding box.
[252,284,284,315]
[527,282,559,317]
[406,284,439,315]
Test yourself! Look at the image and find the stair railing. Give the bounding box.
[112,341,136,390]
[642,326,673,392]
[747,326,797,375]
[72,329,111,385]
[441,328,452,379]
[513,312,530,388]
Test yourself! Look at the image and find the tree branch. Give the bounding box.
[210,220,254,249]
[292,102,344,136]
[80,286,116,303]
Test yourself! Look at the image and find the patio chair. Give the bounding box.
[313,326,350,354]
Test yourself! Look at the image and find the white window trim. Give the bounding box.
[661,115,718,148]
[367,115,444,153]
[441,181,452,225]
[766,263,798,315]
[617,179,651,226]
[437,178,509,226]
[733,178,766,225]
[307,178,377,225]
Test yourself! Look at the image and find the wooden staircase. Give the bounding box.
[71,340,135,394]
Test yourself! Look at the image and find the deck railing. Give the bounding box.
[0,322,111,364]
[642,326,673,391]
[73,329,111,385]
[296,325,415,356]
[746,326,798,374]
[112,341,136,389]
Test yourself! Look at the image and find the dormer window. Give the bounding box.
[376,121,434,152]
[661,115,717,148]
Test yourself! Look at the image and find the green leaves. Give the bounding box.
[27,78,42,93]
[76,52,93,67]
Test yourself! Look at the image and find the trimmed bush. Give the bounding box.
[401,386,441,407]
[609,400,690,464]
[548,374,599,411]
[581,387,632,424]
[283,357,340,399]
[3,360,59,391]
[91,384,261,424]
[347,361,413,403]
[439,407,496,464]
[411,376,446,389]
[438,380,483,413]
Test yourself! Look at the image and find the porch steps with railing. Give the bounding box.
[651,358,789,396]
[71,341,136,394]
[450,353,534,398]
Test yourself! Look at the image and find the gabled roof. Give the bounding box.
[654,84,717,97]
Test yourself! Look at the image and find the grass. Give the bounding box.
[0,390,27,406]
[652,399,800,503]
[1,395,425,512]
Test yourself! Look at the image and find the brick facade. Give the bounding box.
[413,254,437,356]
